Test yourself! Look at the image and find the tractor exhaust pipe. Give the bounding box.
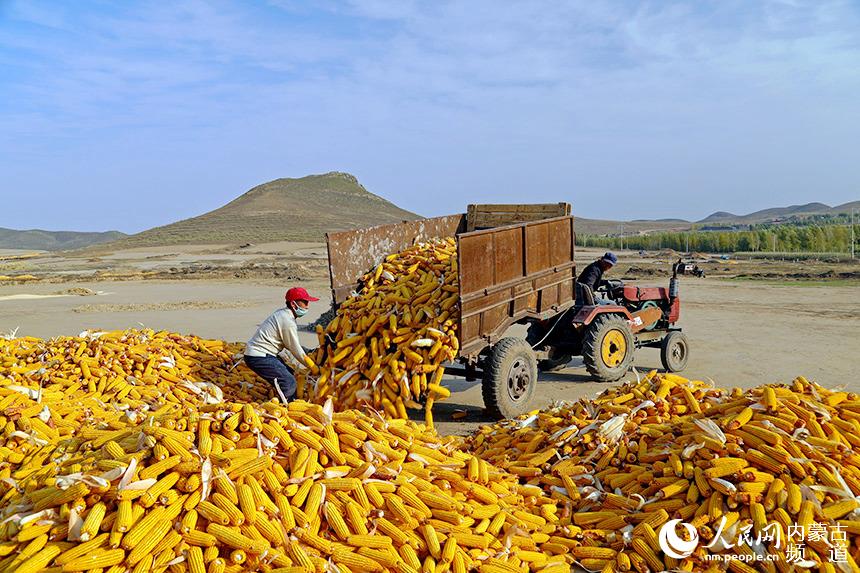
[669,260,680,299]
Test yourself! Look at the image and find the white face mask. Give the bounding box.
[293,306,308,317]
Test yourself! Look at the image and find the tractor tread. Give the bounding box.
[661,330,690,372]
[582,313,634,382]
[482,337,537,420]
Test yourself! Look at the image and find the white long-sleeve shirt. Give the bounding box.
[244,308,307,364]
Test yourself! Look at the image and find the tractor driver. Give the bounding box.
[578,252,617,303]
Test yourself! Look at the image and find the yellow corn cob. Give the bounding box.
[187,545,206,573]
[60,548,126,571]
[332,548,385,573]
[348,534,393,549]
[14,545,63,573]
[822,500,860,520]
[80,502,107,541]
[305,483,325,517]
[127,520,172,565]
[229,549,246,564]
[572,547,618,560]
[207,524,269,553]
[196,499,231,524]
[186,530,218,547]
[211,492,246,526]
[235,484,257,525]
[703,458,747,478]
[120,506,167,549]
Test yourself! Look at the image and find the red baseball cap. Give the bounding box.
[285,287,319,304]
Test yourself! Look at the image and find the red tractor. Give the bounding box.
[526,264,689,381]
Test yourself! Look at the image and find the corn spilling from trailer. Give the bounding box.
[465,371,860,571]
[301,238,461,427]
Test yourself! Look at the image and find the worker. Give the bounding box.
[243,287,319,402]
[578,252,617,302]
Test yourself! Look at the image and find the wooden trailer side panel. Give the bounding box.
[457,215,576,358]
[466,203,570,232]
[326,215,466,304]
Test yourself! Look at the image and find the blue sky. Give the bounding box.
[1,1,859,233]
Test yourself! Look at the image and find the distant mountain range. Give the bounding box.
[697,201,860,225]
[0,228,125,251]
[573,200,859,235]
[0,175,857,251]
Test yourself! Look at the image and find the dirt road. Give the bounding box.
[1,276,857,435]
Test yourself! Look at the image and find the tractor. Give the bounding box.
[525,264,689,382]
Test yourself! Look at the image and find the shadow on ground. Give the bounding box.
[409,363,665,431]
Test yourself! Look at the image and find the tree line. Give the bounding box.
[578,223,859,254]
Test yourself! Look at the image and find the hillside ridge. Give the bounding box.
[94,172,419,248]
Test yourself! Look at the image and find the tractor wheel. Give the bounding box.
[582,314,634,382]
[482,337,538,419]
[661,331,689,372]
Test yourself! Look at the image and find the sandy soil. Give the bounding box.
[0,242,330,282]
[0,278,330,340]
[2,268,857,436]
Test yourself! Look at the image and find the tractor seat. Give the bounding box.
[576,282,596,306]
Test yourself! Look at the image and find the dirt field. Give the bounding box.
[3,242,859,285]
[3,259,857,436]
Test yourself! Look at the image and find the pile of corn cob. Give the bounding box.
[300,238,461,429]
[465,371,860,572]
[0,400,571,573]
[0,329,579,573]
[0,329,274,408]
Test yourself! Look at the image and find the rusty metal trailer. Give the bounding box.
[326,203,687,418]
[327,203,576,358]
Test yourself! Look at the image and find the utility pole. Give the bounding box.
[851,208,856,259]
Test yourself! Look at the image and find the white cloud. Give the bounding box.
[1,0,859,230]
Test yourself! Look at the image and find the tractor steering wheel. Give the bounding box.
[599,279,625,296]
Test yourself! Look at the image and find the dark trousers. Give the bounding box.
[243,355,297,402]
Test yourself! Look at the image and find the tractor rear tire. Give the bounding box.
[582,314,634,382]
[482,337,538,419]
[661,331,689,372]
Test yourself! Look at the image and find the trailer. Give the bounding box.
[326,203,688,418]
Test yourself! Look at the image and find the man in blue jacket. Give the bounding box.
[577,252,617,303]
